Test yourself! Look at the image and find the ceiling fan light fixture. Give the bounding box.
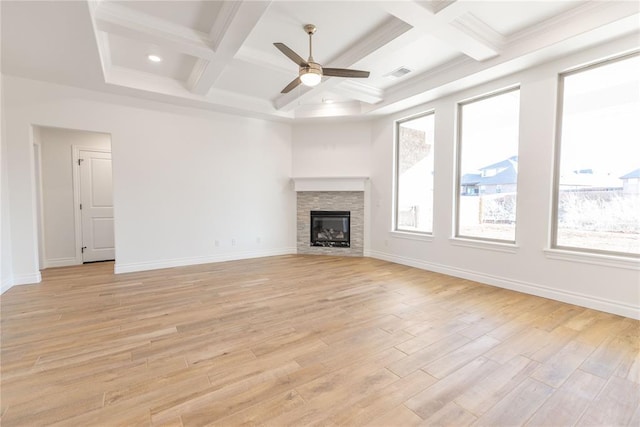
[300,63,322,87]
[274,24,369,94]
[300,71,321,87]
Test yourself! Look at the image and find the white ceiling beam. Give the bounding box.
[274,17,412,111]
[87,1,112,80]
[334,81,384,105]
[188,1,272,95]
[380,0,501,61]
[93,1,215,60]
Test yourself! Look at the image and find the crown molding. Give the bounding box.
[294,101,364,119]
[450,12,506,52]
[335,81,384,105]
[186,58,209,92]
[506,0,637,45]
[208,1,243,51]
[105,66,292,120]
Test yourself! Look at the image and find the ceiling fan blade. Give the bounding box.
[273,43,308,67]
[281,77,302,94]
[323,68,370,78]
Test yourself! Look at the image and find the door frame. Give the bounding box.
[72,146,112,264]
[33,141,46,270]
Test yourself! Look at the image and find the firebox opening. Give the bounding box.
[310,210,350,247]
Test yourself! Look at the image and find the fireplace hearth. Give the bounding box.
[310,211,350,247]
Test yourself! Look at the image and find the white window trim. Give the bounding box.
[544,248,640,271]
[393,110,435,235]
[449,237,519,254]
[390,230,434,242]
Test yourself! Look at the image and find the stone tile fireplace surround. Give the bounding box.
[293,178,367,257]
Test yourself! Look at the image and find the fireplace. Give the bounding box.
[310,211,350,247]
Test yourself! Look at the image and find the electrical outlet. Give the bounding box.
[256,237,261,244]
[214,240,220,247]
[231,238,236,246]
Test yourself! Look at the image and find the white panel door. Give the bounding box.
[80,150,115,262]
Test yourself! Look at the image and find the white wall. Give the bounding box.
[368,37,640,319]
[1,72,15,293]
[3,76,295,278]
[38,126,111,267]
[292,121,371,178]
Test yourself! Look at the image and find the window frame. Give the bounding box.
[551,50,640,258]
[454,85,521,244]
[393,110,436,235]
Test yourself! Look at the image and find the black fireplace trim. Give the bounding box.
[310,210,351,248]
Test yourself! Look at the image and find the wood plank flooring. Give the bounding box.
[1,255,638,426]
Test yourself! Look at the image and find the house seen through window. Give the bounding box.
[456,87,521,242]
[395,112,435,233]
[553,52,640,256]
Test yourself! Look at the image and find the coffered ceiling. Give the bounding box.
[2,1,639,120]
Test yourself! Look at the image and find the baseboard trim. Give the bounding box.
[10,272,42,287]
[114,248,297,274]
[45,257,81,268]
[368,250,640,320]
[1,276,13,294]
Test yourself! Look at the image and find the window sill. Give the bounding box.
[449,237,519,254]
[390,231,434,242]
[544,249,640,270]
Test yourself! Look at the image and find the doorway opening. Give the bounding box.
[34,126,115,268]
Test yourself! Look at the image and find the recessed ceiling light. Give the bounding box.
[147,54,162,63]
[322,98,335,104]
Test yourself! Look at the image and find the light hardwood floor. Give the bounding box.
[1,255,638,426]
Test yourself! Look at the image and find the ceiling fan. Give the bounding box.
[274,24,370,94]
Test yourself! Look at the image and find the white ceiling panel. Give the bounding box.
[356,33,463,89]
[108,33,198,81]
[214,59,298,101]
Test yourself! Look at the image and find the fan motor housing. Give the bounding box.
[300,61,322,77]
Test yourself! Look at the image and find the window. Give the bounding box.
[456,87,521,242]
[395,112,435,233]
[553,52,640,256]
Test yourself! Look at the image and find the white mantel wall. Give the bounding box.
[292,121,372,178]
[292,120,373,254]
[3,76,295,284]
